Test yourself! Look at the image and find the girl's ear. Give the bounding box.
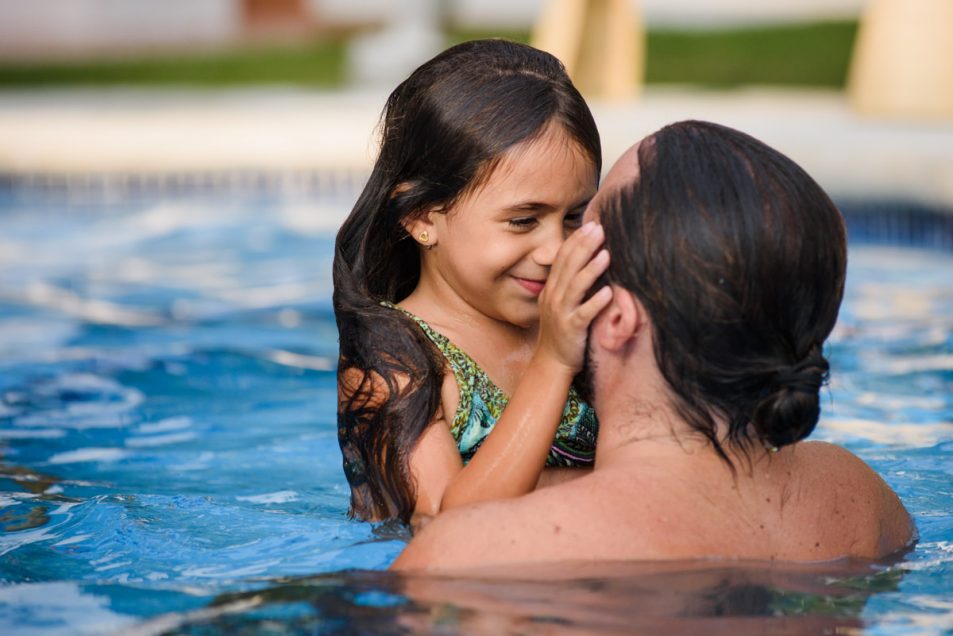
[401,212,438,250]
[393,182,441,249]
[594,286,646,352]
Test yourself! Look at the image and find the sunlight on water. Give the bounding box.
[0,194,950,634]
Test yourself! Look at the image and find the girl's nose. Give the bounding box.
[531,225,564,267]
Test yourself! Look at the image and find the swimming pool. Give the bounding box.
[0,185,951,634]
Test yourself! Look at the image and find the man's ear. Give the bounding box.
[594,285,645,352]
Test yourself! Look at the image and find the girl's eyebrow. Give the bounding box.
[504,201,550,212]
[503,195,593,213]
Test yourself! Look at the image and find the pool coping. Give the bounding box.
[1,86,952,210]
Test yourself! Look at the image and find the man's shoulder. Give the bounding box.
[795,440,881,479]
[793,440,896,502]
[793,440,914,554]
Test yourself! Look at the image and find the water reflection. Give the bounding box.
[0,464,76,533]
[138,559,905,635]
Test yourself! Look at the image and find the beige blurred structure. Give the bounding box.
[848,0,953,119]
[0,0,238,60]
[531,0,644,101]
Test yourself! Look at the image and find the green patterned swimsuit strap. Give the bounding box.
[380,301,503,441]
[380,301,471,387]
[381,301,459,363]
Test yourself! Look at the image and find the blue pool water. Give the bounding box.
[0,187,951,634]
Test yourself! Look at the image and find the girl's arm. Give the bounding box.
[410,223,611,515]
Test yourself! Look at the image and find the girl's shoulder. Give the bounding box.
[382,301,452,347]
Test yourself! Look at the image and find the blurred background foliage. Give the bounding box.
[0,20,856,89]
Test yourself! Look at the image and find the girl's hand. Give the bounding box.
[536,222,613,373]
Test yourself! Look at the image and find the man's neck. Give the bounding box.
[591,357,714,470]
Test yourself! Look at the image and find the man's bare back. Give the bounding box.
[393,441,912,571]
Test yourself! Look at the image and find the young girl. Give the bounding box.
[333,39,611,525]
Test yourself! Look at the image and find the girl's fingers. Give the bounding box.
[548,223,605,297]
[576,285,613,323]
[552,223,601,280]
[563,249,610,306]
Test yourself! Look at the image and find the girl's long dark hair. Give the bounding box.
[333,39,601,523]
[599,120,847,462]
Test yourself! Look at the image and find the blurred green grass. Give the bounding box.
[0,21,857,89]
[646,21,857,87]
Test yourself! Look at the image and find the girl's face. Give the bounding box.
[426,122,598,329]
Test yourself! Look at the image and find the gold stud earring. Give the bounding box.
[418,231,430,245]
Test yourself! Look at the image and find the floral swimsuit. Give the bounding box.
[388,303,598,465]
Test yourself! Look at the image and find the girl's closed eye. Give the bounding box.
[507,216,539,230]
[564,209,586,229]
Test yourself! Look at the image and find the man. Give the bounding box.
[391,121,914,573]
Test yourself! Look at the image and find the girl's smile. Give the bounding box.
[512,276,547,296]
